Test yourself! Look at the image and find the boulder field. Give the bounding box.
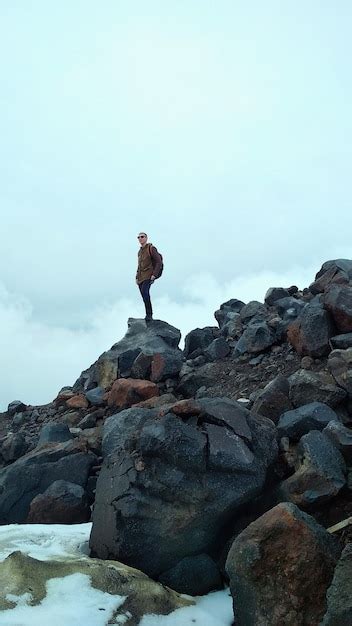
[1,258,352,624]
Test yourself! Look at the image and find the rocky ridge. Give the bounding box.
[1,258,352,625]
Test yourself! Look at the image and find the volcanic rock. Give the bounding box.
[289,369,347,408]
[280,430,346,507]
[330,333,352,349]
[277,402,339,441]
[0,439,96,523]
[309,259,352,294]
[183,327,219,358]
[225,502,341,626]
[264,287,290,306]
[234,322,276,355]
[0,432,28,463]
[27,479,90,524]
[73,318,181,391]
[328,348,352,397]
[323,420,352,464]
[214,299,245,328]
[7,401,27,415]
[324,284,352,332]
[287,300,335,357]
[89,400,277,578]
[106,378,159,409]
[252,374,292,423]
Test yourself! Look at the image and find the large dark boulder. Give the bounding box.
[73,318,182,390]
[197,397,253,440]
[280,431,346,508]
[85,387,106,406]
[277,402,339,441]
[274,296,305,320]
[264,287,290,306]
[324,284,352,333]
[252,375,292,423]
[287,301,335,357]
[225,502,341,626]
[234,322,276,355]
[176,363,216,397]
[183,327,219,358]
[219,314,243,340]
[240,301,268,324]
[0,440,96,523]
[7,401,27,416]
[289,369,347,408]
[149,350,185,382]
[214,299,245,328]
[204,337,230,361]
[38,422,73,446]
[309,259,352,295]
[89,399,278,578]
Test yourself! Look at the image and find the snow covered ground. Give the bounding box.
[0,523,234,626]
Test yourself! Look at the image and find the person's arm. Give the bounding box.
[150,246,162,278]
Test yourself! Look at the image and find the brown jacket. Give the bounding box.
[136,243,162,284]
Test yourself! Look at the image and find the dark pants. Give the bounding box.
[138,279,153,318]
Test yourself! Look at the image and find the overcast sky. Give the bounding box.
[1,2,352,410]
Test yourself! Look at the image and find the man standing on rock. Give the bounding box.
[136,232,163,322]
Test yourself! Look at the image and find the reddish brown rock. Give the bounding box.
[66,394,89,409]
[226,502,341,626]
[309,260,352,295]
[287,303,334,357]
[151,353,167,382]
[107,378,159,409]
[169,399,202,417]
[54,389,75,406]
[150,350,184,383]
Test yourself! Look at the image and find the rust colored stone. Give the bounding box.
[150,353,166,382]
[287,319,303,354]
[226,502,340,626]
[170,399,202,417]
[66,394,89,409]
[107,378,159,409]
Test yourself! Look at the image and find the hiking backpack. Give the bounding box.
[148,243,164,277]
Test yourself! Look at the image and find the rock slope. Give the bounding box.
[1,258,352,623]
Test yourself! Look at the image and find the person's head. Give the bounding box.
[137,232,148,246]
